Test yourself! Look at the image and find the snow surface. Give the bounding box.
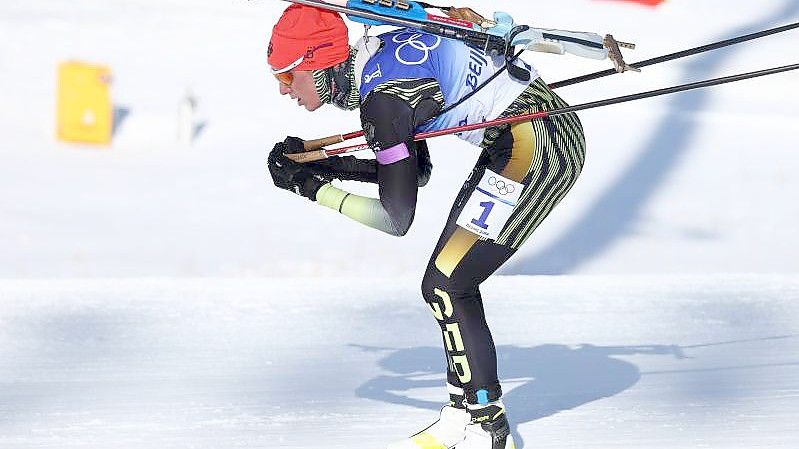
[1,0,799,448]
[1,276,798,448]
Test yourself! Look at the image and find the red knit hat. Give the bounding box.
[268,4,350,73]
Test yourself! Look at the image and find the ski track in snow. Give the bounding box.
[1,276,798,448]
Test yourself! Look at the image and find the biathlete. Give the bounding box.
[266,5,586,449]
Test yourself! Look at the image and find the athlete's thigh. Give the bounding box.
[425,152,518,286]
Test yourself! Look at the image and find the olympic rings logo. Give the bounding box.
[488,177,515,196]
[392,32,441,66]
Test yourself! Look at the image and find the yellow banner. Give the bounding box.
[56,61,112,145]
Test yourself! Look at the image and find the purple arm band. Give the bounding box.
[376,142,410,165]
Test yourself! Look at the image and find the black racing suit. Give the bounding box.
[315,73,586,407]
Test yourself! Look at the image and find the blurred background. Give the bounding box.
[1,0,798,279]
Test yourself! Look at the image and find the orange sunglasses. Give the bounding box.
[271,42,333,87]
[274,71,294,87]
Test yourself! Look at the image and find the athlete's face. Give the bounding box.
[277,70,322,112]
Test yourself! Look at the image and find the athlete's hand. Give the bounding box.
[282,136,306,155]
[281,136,379,184]
[267,140,330,201]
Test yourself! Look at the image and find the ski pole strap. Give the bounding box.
[435,47,526,118]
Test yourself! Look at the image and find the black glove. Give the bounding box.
[278,136,363,181]
[281,135,378,184]
[267,139,331,201]
[282,136,306,154]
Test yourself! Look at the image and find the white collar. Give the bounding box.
[353,35,382,93]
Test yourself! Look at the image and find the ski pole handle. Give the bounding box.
[302,131,366,150]
[285,149,329,163]
[287,143,371,163]
[303,134,345,151]
[285,131,368,163]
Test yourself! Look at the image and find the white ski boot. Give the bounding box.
[386,385,470,449]
[455,402,515,449]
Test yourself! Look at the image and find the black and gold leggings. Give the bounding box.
[421,83,586,405]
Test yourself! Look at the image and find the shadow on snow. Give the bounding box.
[354,343,685,448]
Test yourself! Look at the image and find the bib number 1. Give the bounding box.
[456,169,524,240]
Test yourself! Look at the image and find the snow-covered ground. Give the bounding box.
[1,0,799,448]
[1,276,798,448]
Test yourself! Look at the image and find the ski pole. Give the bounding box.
[301,131,365,151]
[287,63,799,163]
[298,22,799,152]
[550,21,799,89]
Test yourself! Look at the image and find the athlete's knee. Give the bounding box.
[422,267,480,320]
[421,267,446,306]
